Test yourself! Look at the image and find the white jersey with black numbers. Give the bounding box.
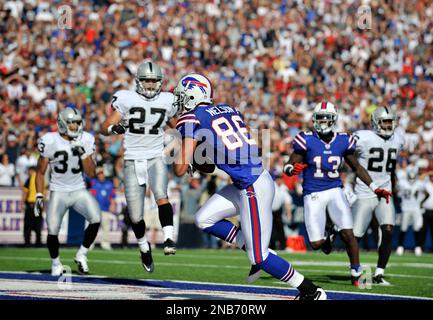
[111,90,177,160]
[37,132,95,192]
[398,178,425,211]
[353,130,404,199]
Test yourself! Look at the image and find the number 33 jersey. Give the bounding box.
[292,131,356,195]
[37,132,95,192]
[111,90,177,160]
[353,130,404,199]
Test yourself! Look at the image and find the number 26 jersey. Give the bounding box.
[353,130,404,199]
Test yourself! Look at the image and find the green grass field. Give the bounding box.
[0,247,432,299]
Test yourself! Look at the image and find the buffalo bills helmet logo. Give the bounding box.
[182,77,208,94]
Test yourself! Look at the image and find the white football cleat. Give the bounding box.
[414,246,423,256]
[396,246,404,256]
[51,263,64,276]
[74,254,89,274]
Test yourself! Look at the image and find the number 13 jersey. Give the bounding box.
[292,131,356,196]
[353,130,404,199]
[37,132,95,192]
[111,90,177,160]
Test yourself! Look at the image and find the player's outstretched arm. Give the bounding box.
[101,110,125,135]
[344,153,392,203]
[174,137,198,177]
[283,152,307,176]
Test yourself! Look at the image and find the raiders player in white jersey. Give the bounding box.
[396,169,426,256]
[35,108,101,276]
[101,59,177,273]
[352,106,404,285]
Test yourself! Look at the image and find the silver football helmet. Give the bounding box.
[135,59,163,99]
[371,106,397,138]
[57,107,84,139]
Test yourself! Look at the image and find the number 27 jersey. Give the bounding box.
[353,130,404,198]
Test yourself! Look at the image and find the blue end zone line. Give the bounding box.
[0,271,430,301]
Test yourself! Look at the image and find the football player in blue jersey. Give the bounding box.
[173,73,326,300]
[283,102,393,286]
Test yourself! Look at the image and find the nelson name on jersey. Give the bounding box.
[293,131,356,195]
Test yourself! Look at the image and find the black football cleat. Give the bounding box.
[295,288,327,300]
[246,264,262,284]
[140,244,154,273]
[163,239,177,255]
[372,274,391,286]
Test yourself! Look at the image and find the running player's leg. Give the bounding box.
[352,197,376,240]
[327,187,362,284]
[303,191,328,250]
[374,199,395,277]
[124,160,149,249]
[148,157,176,254]
[71,189,101,269]
[46,191,68,275]
[239,170,325,299]
[194,183,243,247]
[124,160,153,272]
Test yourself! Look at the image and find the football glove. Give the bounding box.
[284,163,308,176]
[70,139,86,159]
[34,193,44,217]
[109,124,126,135]
[374,188,393,203]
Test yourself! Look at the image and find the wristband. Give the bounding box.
[283,163,294,174]
[369,182,379,192]
[107,124,114,134]
[36,193,44,198]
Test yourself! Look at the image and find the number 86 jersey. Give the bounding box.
[353,130,404,199]
[37,132,95,192]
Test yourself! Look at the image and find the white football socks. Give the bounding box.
[138,236,150,253]
[162,226,174,242]
[77,245,89,257]
[52,257,61,265]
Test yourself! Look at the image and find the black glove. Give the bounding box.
[110,124,126,135]
[71,140,86,158]
[34,193,44,217]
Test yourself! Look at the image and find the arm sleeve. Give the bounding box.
[176,114,201,139]
[111,91,128,118]
[292,132,307,155]
[37,135,53,158]
[344,134,357,156]
[84,134,96,157]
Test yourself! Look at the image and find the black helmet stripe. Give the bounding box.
[384,106,389,114]
[148,62,153,73]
